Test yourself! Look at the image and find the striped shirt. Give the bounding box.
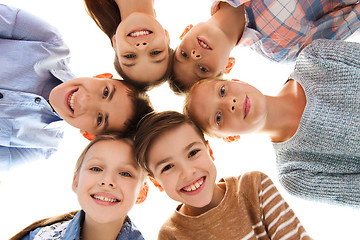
[158,171,311,240]
[212,0,360,62]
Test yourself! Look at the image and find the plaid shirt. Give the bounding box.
[212,0,360,62]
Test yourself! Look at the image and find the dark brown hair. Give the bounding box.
[134,111,206,176]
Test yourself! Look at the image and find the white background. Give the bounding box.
[0,0,359,239]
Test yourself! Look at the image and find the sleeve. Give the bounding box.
[0,146,57,171]
[257,172,312,240]
[0,4,62,43]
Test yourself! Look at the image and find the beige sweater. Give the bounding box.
[158,171,311,240]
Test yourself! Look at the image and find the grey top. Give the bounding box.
[273,39,360,207]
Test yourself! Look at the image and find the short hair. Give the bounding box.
[84,0,120,42]
[183,77,227,138]
[114,47,175,92]
[134,111,206,176]
[112,79,154,138]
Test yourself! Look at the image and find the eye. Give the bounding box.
[124,54,136,59]
[119,172,132,177]
[220,85,225,97]
[102,87,109,99]
[97,113,103,126]
[90,167,102,172]
[161,164,174,173]
[199,66,208,73]
[151,50,162,56]
[188,149,200,158]
[215,112,222,125]
[181,50,188,58]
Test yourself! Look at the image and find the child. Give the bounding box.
[0,4,153,170]
[84,0,173,91]
[11,134,148,240]
[134,110,311,239]
[184,39,360,207]
[170,0,360,92]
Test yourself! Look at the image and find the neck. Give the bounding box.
[208,2,246,46]
[114,0,155,19]
[81,214,126,240]
[261,80,306,142]
[180,183,225,216]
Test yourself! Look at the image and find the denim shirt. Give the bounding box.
[21,210,145,240]
[0,4,75,170]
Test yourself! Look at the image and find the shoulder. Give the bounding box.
[117,216,145,240]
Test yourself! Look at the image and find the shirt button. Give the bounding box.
[34,97,41,103]
[0,93,3,99]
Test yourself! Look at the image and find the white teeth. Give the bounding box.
[182,177,204,192]
[68,91,77,111]
[199,39,209,49]
[92,194,119,203]
[129,30,151,37]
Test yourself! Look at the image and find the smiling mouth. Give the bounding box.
[198,38,211,50]
[67,89,78,112]
[91,194,120,203]
[128,30,152,37]
[243,96,250,119]
[181,177,205,192]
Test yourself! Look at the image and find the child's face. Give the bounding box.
[113,12,170,83]
[49,77,134,135]
[173,22,233,90]
[147,123,217,208]
[72,139,144,224]
[189,79,267,137]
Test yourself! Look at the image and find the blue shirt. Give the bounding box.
[0,4,75,170]
[21,210,145,240]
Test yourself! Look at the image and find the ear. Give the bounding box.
[205,140,215,161]
[148,175,164,192]
[164,29,170,45]
[80,130,96,141]
[136,182,149,204]
[72,173,79,193]
[222,135,240,143]
[179,24,193,40]
[224,57,235,74]
[94,73,113,79]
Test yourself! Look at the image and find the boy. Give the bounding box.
[0,4,153,170]
[134,111,311,239]
[170,0,360,92]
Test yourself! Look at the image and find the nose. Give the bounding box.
[179,162,196,180]
[99,173,116,188]
[135,41,148,49]
[230,98,236,112]
[191,49,201,60]
[77,92,96,112]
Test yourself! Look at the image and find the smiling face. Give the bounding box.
[72,139,144,224]
[147,123,218,209]
[188,79,268,137]
[113,12,170,83]
[49,77,134,135]
[173,22,233,90]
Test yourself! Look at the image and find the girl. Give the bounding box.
[184,39,360,207]
[170,0,360,92]
[84,0,173,91]
[11,134,148,240]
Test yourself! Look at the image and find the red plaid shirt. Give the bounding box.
[212,0,360,62]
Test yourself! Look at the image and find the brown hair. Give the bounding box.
[116,79,154,137]
[84,0,120,42]
[134,111,206,176]
[10,135,137,239]
[114,47,175,92]
[183,77,226,138]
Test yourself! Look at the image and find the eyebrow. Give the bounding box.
[122,62,135,68]
[153,56,166,64]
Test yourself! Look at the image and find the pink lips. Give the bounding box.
[243,96,250,119]
[180,176,206,196]
[197,37,212,50]
[65,88,78,114]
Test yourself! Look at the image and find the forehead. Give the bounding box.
[173,58,199,90]
[84,140,138,168]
